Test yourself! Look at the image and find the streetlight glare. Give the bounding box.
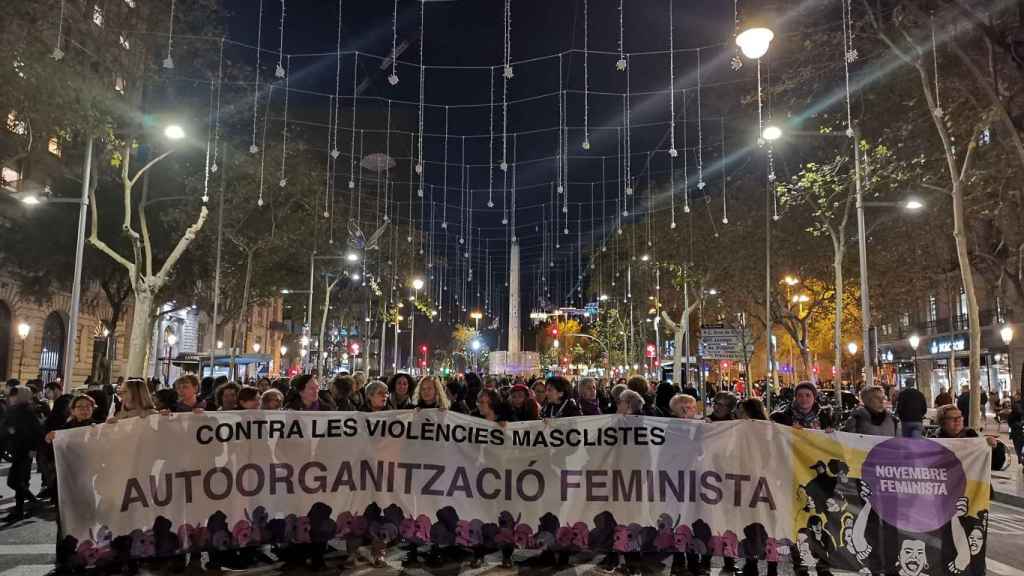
[1001,325,1014,345]
[736,27,775,59]
[784,275,800,286]
[762,125,783,142]
[253,343,261,353]
[471,339,482,351]
[470,311,483,320]
[17,322,31,338]
[847,342,858,355]
[21,194,41,205]
[412,278,424,290]
[904,199,925,211]
[346,252,359,262]
[908,333,920,351]
[280,345,288,356]
[164,124,186,140]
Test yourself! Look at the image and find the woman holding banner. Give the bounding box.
[107,379,157,422]
[541,376,581,419]
[362,381,391,412]
[412,375,450,410]
[387,373,416,409]
[284,374,337,411]
[506,383,540,421]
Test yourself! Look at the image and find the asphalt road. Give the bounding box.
[2,463,1023,576]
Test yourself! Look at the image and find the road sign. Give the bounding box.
[700,325,754,360]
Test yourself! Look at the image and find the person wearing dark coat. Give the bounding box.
[506,384,540,421]
[386,373,416,409]
[1008,392,1024,467]
[578,378,603,416]
[330,375,359,411]
[4,386,44,522]
[626,375,656,416]
[540,376,581,419]
[654,381,678,417]
[894,382,928,438]
[285,374,337,411]
[771,382,835,430]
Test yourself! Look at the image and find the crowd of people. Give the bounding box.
[1,370,1021,576]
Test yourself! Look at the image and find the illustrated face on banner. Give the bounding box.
[897,539,928,576]
[968,528,983,556]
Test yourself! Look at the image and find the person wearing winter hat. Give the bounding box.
[507,383,540,421]
[770,382,835,430]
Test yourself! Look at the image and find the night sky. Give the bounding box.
[218,0,747,332]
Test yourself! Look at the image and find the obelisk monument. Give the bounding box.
[507,240,521,353]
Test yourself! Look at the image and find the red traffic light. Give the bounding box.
[551,327,558,336]
[420,345,428,353]
[350,342,361,355]
[645,344,656,358]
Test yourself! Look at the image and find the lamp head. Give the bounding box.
[412,278,424,291]
[762,125,783,142]
[736,27,775,59]
[17,322,30,339]
[1001,325,1014,345]
[163,124,186,141]
[908,333,920,351]
[904,199,925,211]
[847,342,858,355]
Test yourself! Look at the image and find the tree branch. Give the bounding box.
[138,172,153,278]
[156,206,210,282]
[89,168,134,274]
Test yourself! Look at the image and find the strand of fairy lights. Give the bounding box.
[670,136,676,228]
[503,0,513,78]
[582,0,591,150]
[279,55,290,187]
[721,116,728,224]
[275,0,287,77]
[460,136,466,245]
[348,55,358,190]
[616,0,627,71]
[442,106,449,230]
[331,0,344,159]
[201,83,214,203]
[324,97,333,217]
[210,39,224,173]
[384,99,392,223]
[501,53,509,170]
[408,132,415,243]
[52,0,65,60]
[696,50,705,191]
[557,54,564,194]
[250,0,264,154]
[388,0,400,85]
[257,87,272,207]
[488,67,495,207]
[682,89,689,215]
[667,0,677,157]
[164,0,176,68]
[415,0,425,180]
[625,56,632,195]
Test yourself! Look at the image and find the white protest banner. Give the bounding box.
[54,411,990,575]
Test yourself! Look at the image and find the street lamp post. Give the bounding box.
[17,322,30,381]
[165,333,178,385]
[908,333,921,388]
[279,345,288,376]
[847,342,859,386]
[62,136,94,386]
[1001,325,1015,394]
[410,278,423,372]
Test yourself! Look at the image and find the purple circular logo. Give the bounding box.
[861,438,965,533]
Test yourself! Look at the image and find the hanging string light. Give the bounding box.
[501,58,509,171]
[460,136,466,245]
[257,87,272,208]
[163,0,176,68]
[388,0,400,85]
[383,99,392,223]
[582,0,591,150]
[696,50,705,191]
[408,132,415,243]
[279,55,290,187]
[442,106,449,230]
[616,0,627,71]
[488,67,495,207]
[842,0,857,133]
[52,0,65,60]
[323,96,333,217]
[210,38,224,173]
[201,84,214,204]
[349,53,358,189]
[503,0,513,78]
[721,117,728,224]
[669,146,677,229]
[682,89,690,215]
[667,0,677,157]
[557,54,564,194]
[250,0,265,154]
[730,0,743,71]
[275,0,287,77]
[511,133,518,241]
[331,1,344,160]
[416,0,425,177]
[625,57,632,195]
[618,129,627,217]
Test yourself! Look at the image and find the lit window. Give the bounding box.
[48,137,62,157]
[1,166,20,187]
[6,111,26,135]
[926,294,938,323]
[958,288,968,317]
[899,312,910,329]
[114,75,125,94]
[119,34,130,50]
[124,0,136,7]
[92,5,104,27]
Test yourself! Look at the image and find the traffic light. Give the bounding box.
[350,342,361,355]
[551,326,558,337]
[420,345,428,354]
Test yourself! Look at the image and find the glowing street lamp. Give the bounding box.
[908,333,921,385]
[762,125,783,142]
[253,342,261,354]
[16,322,30,380]
[280,345,288,356]
[736,26,775,60]
[847,342,858,355]
[1000,325,1014,346]
[163,124,186,141]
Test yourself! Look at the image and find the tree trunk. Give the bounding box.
[674,323,685,387]
[318,278,341,376]
[833,243,845,392]
[125,288,155,377]
[953,182,984,429]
